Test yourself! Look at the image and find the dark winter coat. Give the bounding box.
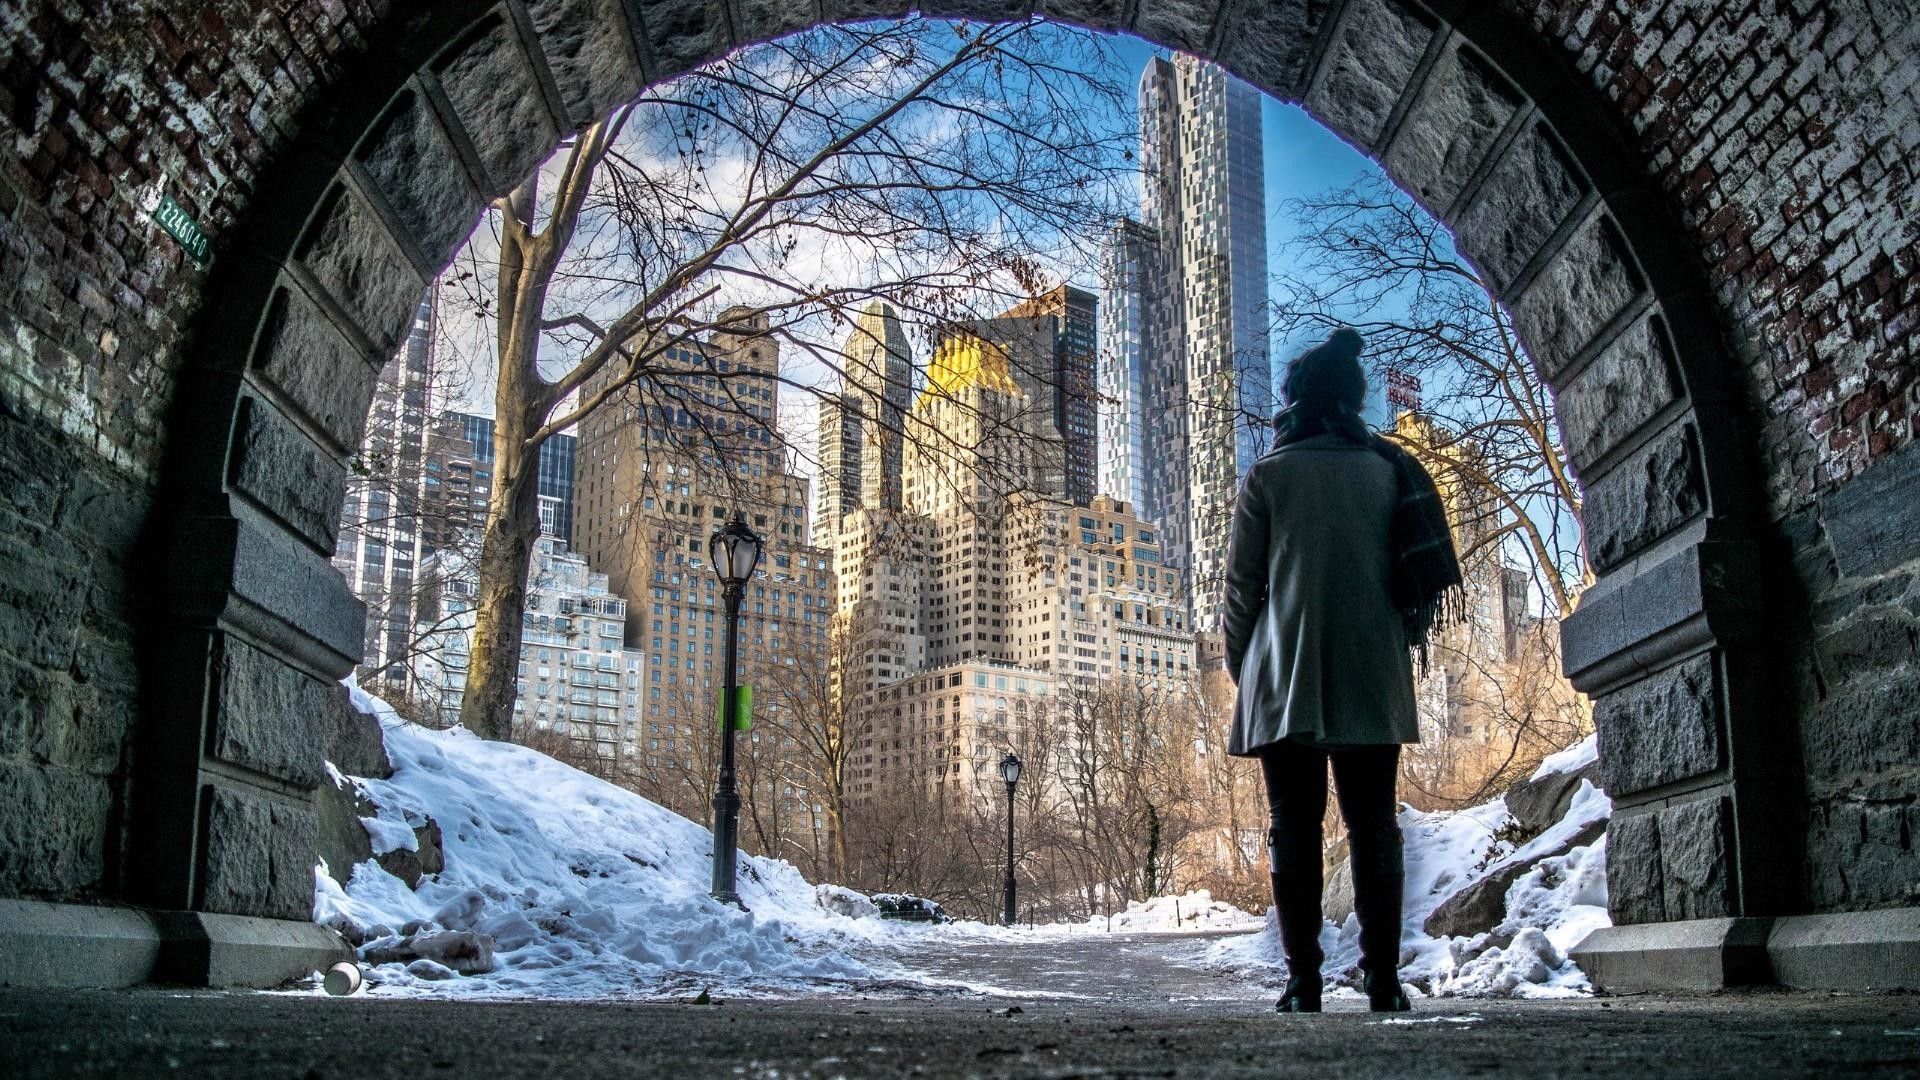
[1222,433,1420,755]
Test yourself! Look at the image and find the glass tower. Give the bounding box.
[1103,54,1270,633]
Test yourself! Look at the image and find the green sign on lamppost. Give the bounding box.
[708,512,762,908]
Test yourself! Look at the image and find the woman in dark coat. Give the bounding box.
[1222,327,1461,1014]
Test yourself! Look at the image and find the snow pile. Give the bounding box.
[314,682,889,998]
[1208,735,1610,999]
[1054,890,1265,933]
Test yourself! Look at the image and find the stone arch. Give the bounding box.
[0,0,1887,987]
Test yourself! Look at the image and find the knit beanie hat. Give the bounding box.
[1281,327,1366,411]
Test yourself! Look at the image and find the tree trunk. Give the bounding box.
[459,441,542,740]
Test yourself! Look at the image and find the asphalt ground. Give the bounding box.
[2,929,1916,1078]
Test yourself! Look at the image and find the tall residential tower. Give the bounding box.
[1103,54,1270,632]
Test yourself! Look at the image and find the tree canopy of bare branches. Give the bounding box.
[449,18,1135,738]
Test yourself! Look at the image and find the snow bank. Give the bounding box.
[1045,890,1265,934]
[1208,734,1610,999]
[315,682,892,998]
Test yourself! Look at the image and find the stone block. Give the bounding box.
[1605,811,1666,925]
[1582,422,1704,572]
[0,898,162,988]
[1769,908,1920,990]
[1031,0,1130,36]
[230,396,346,550]
[1454,122,1586,289]
[252,286,383,454]
[437,17,561,195]
[152,910,351,988]
[1133,0,1224,55]
[734,0,825,46]
[528,0,646,126]
[1593,653,1723,797]
[1213,0,1323,99]
[225,512,367,671]
[210,635,338,788]
[1804,801,1920,911]
[632,0,733,81]
[1554,312,1679,473]
[1305,0,1432,148]
[1569,916,1774,992]
[1510,213,1643,379]
[0,761,110,898]
[1383,43,1519,213]
[1659,796,1733,921]
[356,88,484,266]
[200,786,321,923]
[0,532,87,670]
[1820,435,1920,580]
[296,185,424,357]
[1801,676,1920,790]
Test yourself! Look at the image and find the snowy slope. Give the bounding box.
[1207,735,1610,999]
[315,682,894,998]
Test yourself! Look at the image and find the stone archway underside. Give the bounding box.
[6,0,1916,990]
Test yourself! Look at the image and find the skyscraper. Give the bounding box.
[1104,55,1271,632]
[814,300,914,544]
[999,285,1101,507]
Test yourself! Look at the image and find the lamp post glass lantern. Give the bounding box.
[708,513,762,907]
[1000,751,1022,926]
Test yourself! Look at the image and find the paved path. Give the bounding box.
[4,930,1918,1078]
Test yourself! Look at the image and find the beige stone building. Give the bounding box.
[572,307,834,822]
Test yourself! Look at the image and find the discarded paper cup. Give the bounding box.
[323,961,363,996]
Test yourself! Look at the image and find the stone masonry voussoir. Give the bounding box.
[296,186,427,361]
[356,89,490,269]
[1306,0,1434,150]
[252,286,385,455]
[1453,121,1588,291]
[1593,652,1724,797]
[1130,0,1225,57]
[1382,41,1522,215]
[1581,420,1706,572]
[231,396,349,551]
[630,0,737,83]
[434,17,565,197]
[1212,0,1324,101]
[529,0,650,127]
[1510,212,1644,380]
[1554,312,1680,474]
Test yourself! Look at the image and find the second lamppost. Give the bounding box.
[708,512,762,908]
[999,751,1022,926]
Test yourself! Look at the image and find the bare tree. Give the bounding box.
[445,18,1132,739]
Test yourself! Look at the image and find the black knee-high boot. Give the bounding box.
[1268,829,1323,1012]
[1349,817,1409,1011]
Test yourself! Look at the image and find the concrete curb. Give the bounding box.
[1768,908,1920,990]
[1569,917,1774,991]
[0,899,349,989]
[0,898,162,988]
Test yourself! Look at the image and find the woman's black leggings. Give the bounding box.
[1258,739,1404,974]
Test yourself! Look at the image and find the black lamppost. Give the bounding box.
[708,512,762,907]
[999,751,1022,926]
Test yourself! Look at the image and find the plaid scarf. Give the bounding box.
[1270,405,1464,665]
